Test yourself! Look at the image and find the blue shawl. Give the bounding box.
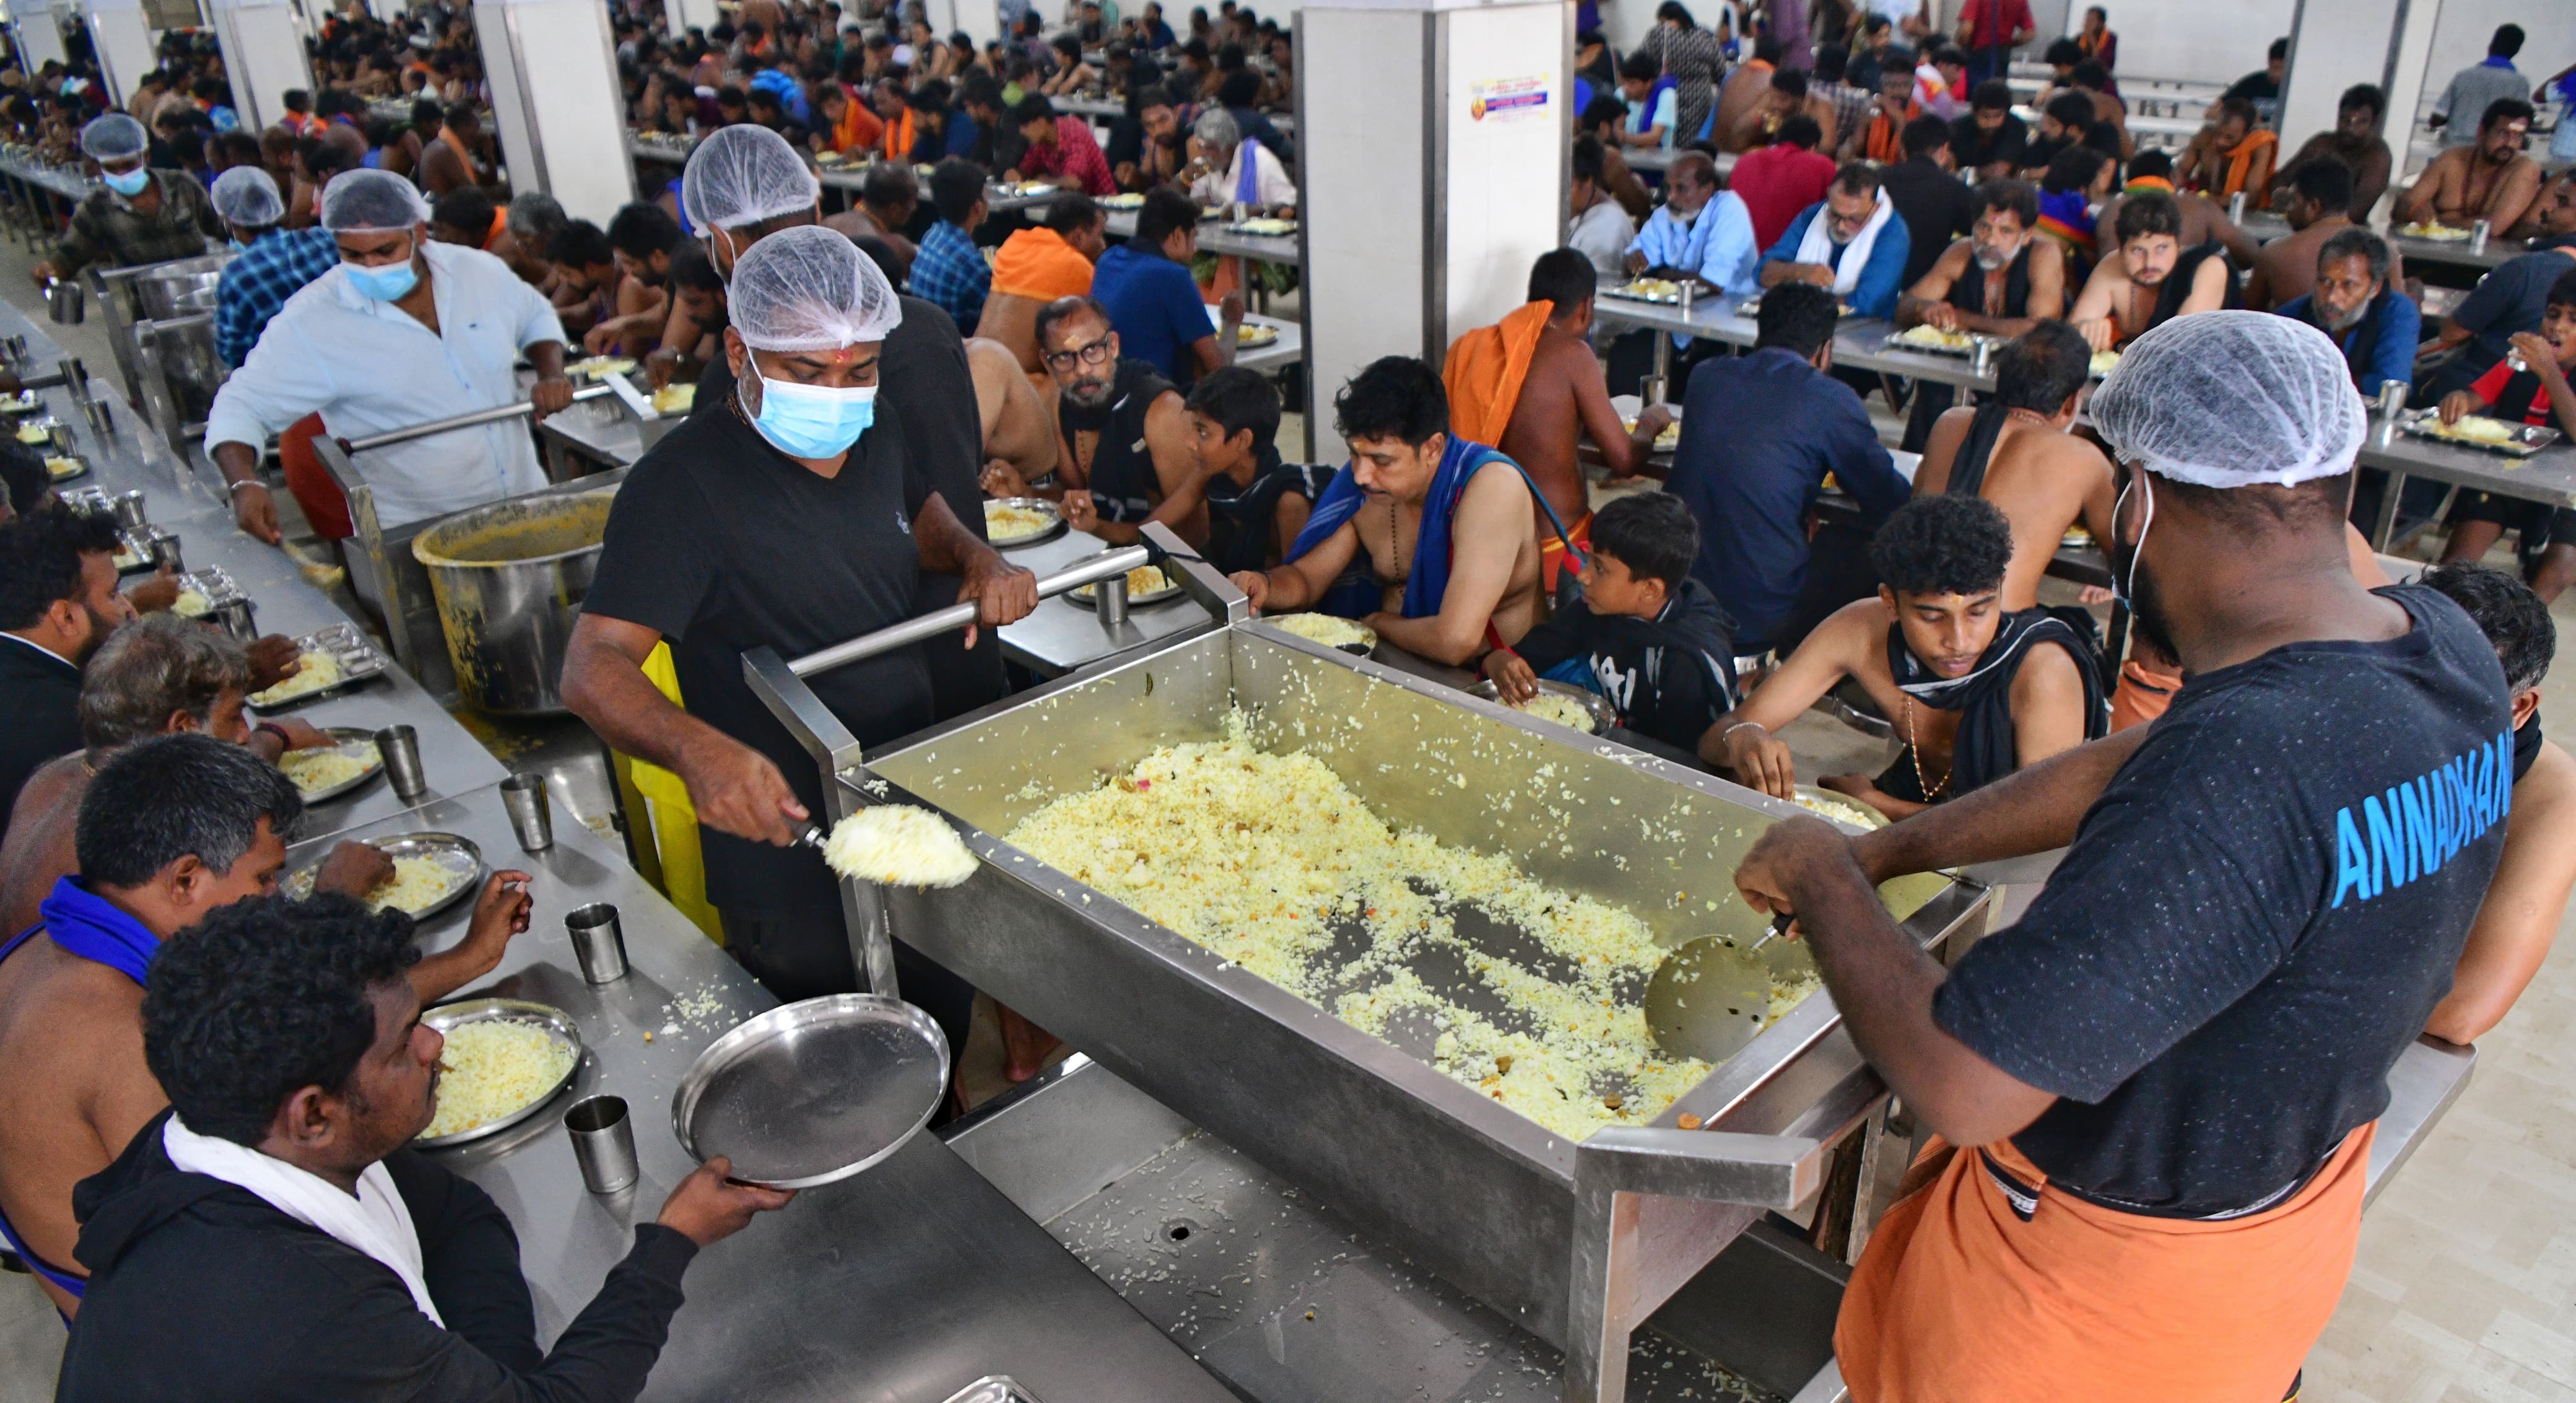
[36,876,158,984]
[1285,437,1575,620]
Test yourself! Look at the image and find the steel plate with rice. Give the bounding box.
[1258,613,1376,653]
[284,831,485,920]
[1466,678,1616,735]
[982,497,1066,549]
[2401,409,2561,457]
[417,999,583,1147]
[247,622,389,710]
[1067,558,1185,605]
[279,728,386,803]
[672,994,949,1189]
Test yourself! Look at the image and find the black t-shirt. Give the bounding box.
[2222,69,2280,105]
[1105,115,1145,172]
[1933,586,2512,1217]
[1949,111,2028,172]
[1880,157,1981,291]
[585,393,936,919]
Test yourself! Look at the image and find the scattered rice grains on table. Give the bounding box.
[1001,712,1812,1140]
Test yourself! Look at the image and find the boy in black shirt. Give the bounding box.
[1136,365,1328,575]
[1480,492,1736,754]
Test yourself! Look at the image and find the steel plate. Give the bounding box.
[246,622,391,712]
[415,998,583,1148]
[982,496,1067,551]
[2400,408,2561,457]
[1466,678,1617,735]
[941,1378,1045,1403]
[672,994,949,1189]
[1252,613,1377,654]
[284,830,485,922]
[1789,785,1889,831]
[282,727,388,805]
[1067,555,1187,606]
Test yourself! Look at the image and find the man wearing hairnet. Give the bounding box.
[1732,313,2515,1401]
[208,166,340,368]
[204,168,575,541]
[664,123,1009,720]
[29,113,223,289]
[567,228,1037,1042]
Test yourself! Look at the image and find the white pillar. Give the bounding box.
[14,9,70,72]
[472,0,637,226]
[929,0,1001,48]
[1295,0,1568,462]
[663,0,718,38]
[2279,0,2443,221]
[208,0,317,133]
[79,0,154,108]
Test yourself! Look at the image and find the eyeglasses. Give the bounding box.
[1043,334,1114,372]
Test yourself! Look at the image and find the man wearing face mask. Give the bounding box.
[208,165,341,369]
[565,228,1037,1048]
[1734,313,2512,1403]
[28,113,222,292]
[658,123,1009,725]
[204,169,576,544]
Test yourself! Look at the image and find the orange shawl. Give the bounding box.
[833,89,882,154]
[1836,1125,2372,1403]
[990,227,1094,300]
[438,127,479,181]
[880,108,915,163]
[1862,111,1905,164]
[2216,128,2277,201]
[1441,301,1554,447]
[483,207,508,252]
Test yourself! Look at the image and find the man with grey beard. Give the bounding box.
[2274,227,2419,400]
[1895,178,2066,448]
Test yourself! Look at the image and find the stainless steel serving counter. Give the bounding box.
[988,522,1226,675]
[289,787,1237,1403]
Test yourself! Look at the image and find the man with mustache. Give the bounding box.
[2395,98,2543,238]
[2245,159,2403,312]
[1016,294,1197,546]
[2274,228,2419,400]
[2268,83,2394,230]
[1894,177,2065,447]
[2068,191,2237,354]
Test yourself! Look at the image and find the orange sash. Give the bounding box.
[2217,128,2277,201]
[881,108,915,162]
[1863,111,1904,164]
[1441,300,1554,447]
[1539,511,1593,593]
[1837,1125,2373,1403]
[439,127,478,182]
[835,90,882,154]
[483,207,507,252]
[990,227,1095,300]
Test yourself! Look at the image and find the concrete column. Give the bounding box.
[208,0,317,133]
[664,0,718,38]
[2280,0,2443,219]
[472,0,637,226]
[1294,0,1569,461]
[13,8,71,72]
[80,0,154,108]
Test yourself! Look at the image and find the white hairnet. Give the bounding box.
[319,168,433,233]
[681,123,819,233]
[2089,310,2366,489]
[729,225,903,352]
[79,113,147,162]
[209,166,283,229]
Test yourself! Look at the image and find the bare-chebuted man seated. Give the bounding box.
[1231,357,1577,665]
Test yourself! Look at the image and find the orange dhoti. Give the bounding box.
[1541,510,1593,593]
[2110,658,2183,730]
[1835,1125,2373,1403]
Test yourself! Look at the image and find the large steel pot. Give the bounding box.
[132,264,223,318]
[410,484,618,715]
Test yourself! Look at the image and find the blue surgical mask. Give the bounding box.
[742,372,876,458]
[102,166,149,197]
[344,249,419,302]
[226,237,249,254]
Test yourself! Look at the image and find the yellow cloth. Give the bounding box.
[990,227,1095,300]
[627,644,723,944]
[1441,300,1556,448]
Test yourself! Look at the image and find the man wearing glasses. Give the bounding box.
[1011,294,1199,543]
[1757,162,1914,320]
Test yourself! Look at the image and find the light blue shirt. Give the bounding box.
[1625,192,1762,343]
[206,240,567,528]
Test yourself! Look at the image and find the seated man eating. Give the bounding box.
[1232,357,1562,665]
[989,294,1197,544]
[2069,190,2238,353]
[1758,162,1913,321]
[1445,249,1672,592]
[2395,98,2543,237]
[55,891,790,1399]
[1697,494,2105,821]
[0,735,528,1318]
[1911,321,2115,614]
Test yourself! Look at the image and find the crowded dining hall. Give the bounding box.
[0,0,2569,1398]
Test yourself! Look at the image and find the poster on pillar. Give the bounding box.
[1439,1,1567,359]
